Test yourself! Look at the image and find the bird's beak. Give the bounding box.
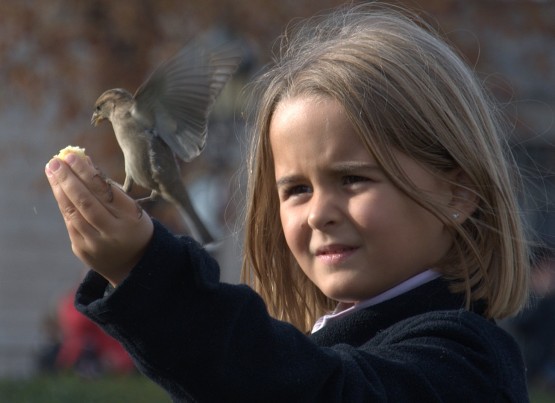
[91,111,103,127]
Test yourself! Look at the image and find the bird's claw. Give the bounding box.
[91,169,144,220]
[135,196,156,204]
[135,201,144,220]
[92,171,114,203]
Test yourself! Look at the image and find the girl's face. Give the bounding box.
[270,96,455,303]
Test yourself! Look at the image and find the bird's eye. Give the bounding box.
[96,105,102,111]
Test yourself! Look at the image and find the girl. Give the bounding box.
[45,4,530,402]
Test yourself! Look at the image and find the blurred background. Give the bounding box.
[0,0,554,401]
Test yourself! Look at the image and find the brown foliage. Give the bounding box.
[0,0,553,175]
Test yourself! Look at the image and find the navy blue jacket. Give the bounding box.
[75,221,529,402]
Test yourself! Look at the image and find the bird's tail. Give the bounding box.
[167,186,215,246]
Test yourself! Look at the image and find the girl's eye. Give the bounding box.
[281,184,311,199]
[287,184,311,196]
[342,175,369,185]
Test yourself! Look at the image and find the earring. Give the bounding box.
[452,212,460,220]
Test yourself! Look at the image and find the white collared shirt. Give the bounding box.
[311,269,441,333]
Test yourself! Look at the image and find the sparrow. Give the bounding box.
[91,38,242,245]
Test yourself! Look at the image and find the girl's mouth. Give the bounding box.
[315,245,358,264]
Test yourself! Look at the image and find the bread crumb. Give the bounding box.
[55,145,87,160]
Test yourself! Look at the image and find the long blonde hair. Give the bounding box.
[241,3,529,332]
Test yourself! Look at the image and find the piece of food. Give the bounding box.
[54,145,87,160]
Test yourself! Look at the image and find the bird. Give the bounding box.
[91,37,242,245]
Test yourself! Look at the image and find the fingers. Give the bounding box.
[61,153,117,211]
[46,157,100,236]
[46,154,136,227]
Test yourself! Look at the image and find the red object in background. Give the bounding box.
[55,291,135,374]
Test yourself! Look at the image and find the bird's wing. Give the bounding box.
[132,38,242,162]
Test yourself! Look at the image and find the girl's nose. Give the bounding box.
[307,191,340,230]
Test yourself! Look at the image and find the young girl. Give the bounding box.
[45,4,530,402]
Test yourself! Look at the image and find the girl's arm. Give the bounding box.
[73,220,526,402]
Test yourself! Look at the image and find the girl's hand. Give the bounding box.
[45,153,154,286]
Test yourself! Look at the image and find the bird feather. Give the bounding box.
[132,39,242,162]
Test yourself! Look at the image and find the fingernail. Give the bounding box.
[65,153,77,165]
[46,159,61,176]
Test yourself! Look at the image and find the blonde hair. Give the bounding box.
[241,3,529,332]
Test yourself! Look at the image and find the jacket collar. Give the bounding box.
[309,278,484,347]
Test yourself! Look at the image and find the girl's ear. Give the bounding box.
[448,169,479,223]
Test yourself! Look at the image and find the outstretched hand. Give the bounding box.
[45,153,154,286]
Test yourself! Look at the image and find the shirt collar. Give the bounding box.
[311,269,441,333]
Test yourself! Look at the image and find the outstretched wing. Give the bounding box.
[132,37,242,162]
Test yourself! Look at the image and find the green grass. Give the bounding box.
[0,373,171,403]
[1,375,554,402]
[530,386,555,403]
